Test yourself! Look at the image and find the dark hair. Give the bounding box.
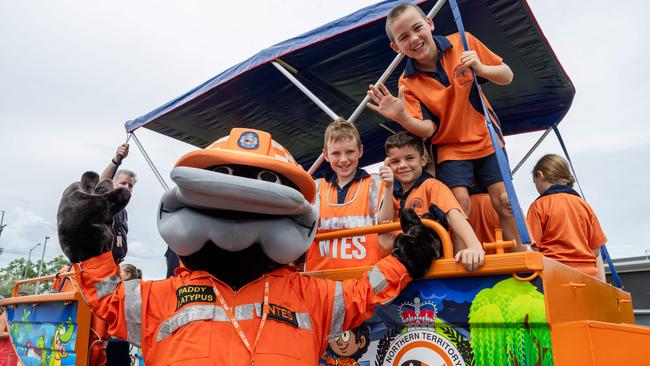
[386,3,428,42]
[350,325,370,359]
[385,131,425,156]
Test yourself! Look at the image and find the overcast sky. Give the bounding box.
[1,0,648,280]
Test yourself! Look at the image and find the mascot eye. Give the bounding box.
[212,166,234,175]
[340,331,351,342]
[257,170,281,184]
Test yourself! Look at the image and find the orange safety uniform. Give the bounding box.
[305,171,384,271]
[400,32,504,164]
[395,173,464,217]
[75,251,411,365]
[526,185,607,277]
[468,192,498,244]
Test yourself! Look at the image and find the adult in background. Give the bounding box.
[101,143,136,263]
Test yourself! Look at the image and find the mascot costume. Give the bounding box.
[57,128,440,365]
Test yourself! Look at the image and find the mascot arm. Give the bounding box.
[57,172,130,263]
[74,252,131,341]
[304,255,410,343]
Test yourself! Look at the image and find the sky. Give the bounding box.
[1,0,649,280]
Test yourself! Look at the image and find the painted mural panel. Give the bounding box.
[6,301,79,366]
[320,275,553,366]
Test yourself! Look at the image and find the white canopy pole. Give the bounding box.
[511,125,553,176]
[130,131,170,191]
[271,61,340,121]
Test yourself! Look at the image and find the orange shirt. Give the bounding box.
[468,193,499,244]
[527,185,607,276]
[306,173,384,271]
[75,251,410,366]
[395,174,464,217]
[400,32,504,163]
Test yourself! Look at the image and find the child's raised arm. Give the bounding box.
[446,209,485,272]
[367,83,436,138]
[460,50,513,85]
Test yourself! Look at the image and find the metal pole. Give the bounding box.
[129,132,170,191]
[0,210,6,239]
[308,0,449,174]
[511,126,553,176]
[271,61,340,120]
[34,236,49,294]
[23,242,40,278]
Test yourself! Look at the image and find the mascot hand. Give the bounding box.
[57,172,131,262]
[392,208,442,279]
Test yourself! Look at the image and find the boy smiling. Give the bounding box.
[367,3,519,246]
[304,119,394,271]
[386,131,484,272]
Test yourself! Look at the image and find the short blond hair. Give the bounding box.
[533,154,576,187]
[324,118,362,149]
[386,3,428,42]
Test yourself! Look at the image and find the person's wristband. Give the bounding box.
[112,158,121,166]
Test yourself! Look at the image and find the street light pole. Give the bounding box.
[23,242,41,278]
[34,236,50,294]
[0,210,6,238]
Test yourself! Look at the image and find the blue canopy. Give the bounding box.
[127,0,574,172]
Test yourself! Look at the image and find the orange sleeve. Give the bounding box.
[588,208,607,249]
[303,255,410,352]
[74,251,130,340]
[429,180,465,216]
[399,77,424,120]
[526,203,544,248]
[467,32,503,66]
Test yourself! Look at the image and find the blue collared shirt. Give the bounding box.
[326,168,370,204]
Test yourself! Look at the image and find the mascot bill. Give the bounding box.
[57,128,440,365]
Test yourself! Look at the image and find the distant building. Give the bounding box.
[605,255,650,326]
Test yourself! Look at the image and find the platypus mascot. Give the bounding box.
[57,128,440,365]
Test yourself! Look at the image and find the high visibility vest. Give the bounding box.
[74,251,410,366]
[305,175,383,271]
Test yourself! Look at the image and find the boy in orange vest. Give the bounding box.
[304,119,395,271]
[367,3,519,245]
[386,131,484,271]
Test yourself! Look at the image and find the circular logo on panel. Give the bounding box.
[452,65,474,87]
[382,297,467,366]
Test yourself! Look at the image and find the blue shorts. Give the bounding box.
[436,151,508,189]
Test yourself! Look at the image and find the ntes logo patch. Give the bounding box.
[176,285,215,310]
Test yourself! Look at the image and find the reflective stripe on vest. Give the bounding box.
[319,215,375,230]
[328,281,345,339]
[156,303,312,342]
[95,275,121,299]
[124,279,143,347]
[368,266,387,294]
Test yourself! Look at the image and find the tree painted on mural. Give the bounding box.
[468,278,553,366]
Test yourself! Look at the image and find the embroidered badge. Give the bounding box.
[176,285,216,310]
[267,303,298,328]
[237,131,259,150]
[453,64,474,86]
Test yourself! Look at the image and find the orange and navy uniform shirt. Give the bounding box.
[74,251,410,366]
[305,169,385,271]
[399,32,505,164]
[394,172,465,218]
[526,185,607,277]
[468,192,499,244]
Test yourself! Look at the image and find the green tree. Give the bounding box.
[0,255,70,297]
